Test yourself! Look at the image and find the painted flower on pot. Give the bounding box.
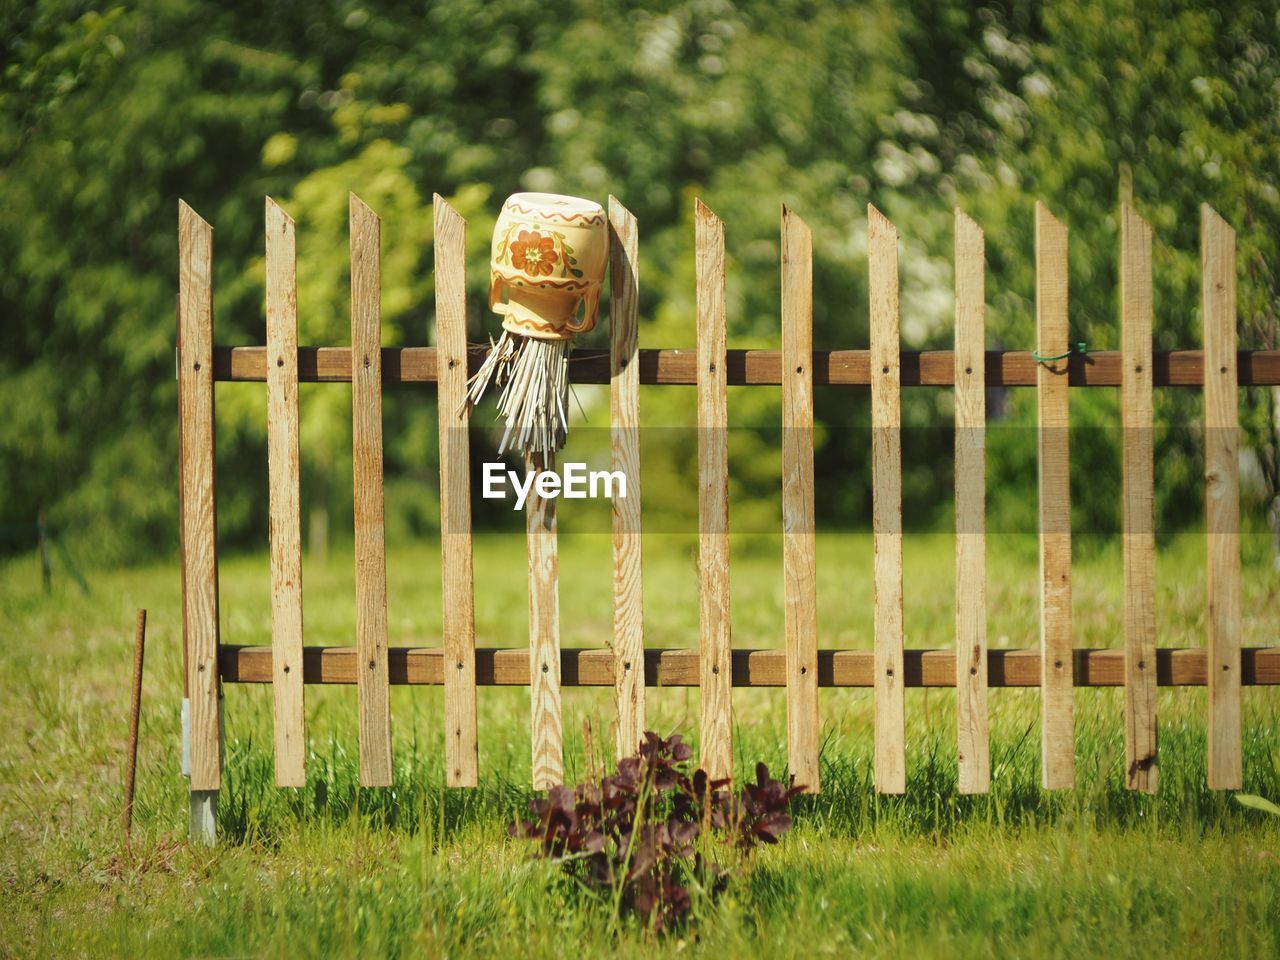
[511,230,558,277]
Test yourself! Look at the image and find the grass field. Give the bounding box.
[3,531,1279,957]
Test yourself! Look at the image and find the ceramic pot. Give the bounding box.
[489,192,608,340]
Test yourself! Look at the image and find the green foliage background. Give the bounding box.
[3,0,1279,562]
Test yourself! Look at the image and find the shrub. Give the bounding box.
[510,731,803,933]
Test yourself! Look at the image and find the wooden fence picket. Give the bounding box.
[696,199,733,782]
[869,204,906,795]
[1202,204,1243,790]
[434,196,478,788]
[265,197,306,787]
[781,205,820,792]
[609,197,645,760]
[349,193,393,787]
[953,209,989,794]
[527,452,563,790]
[1035,201,1075,790]
[178,200,222,793]
[1121,204,1157,792]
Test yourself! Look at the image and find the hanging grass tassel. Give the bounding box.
[461,193,607,460]
[464,329,571,460]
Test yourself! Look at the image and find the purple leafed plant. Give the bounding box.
[510,731,805,933]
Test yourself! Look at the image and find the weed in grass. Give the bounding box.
[511,731,801,933]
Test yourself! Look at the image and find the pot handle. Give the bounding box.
[488,272,507,315]
[563,283,601,336]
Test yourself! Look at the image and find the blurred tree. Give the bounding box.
[960,2,1280,541]
[1,0,1276,562]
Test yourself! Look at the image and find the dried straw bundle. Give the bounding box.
[463,330,571,460]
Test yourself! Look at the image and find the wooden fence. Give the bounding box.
[178,194,1280,839]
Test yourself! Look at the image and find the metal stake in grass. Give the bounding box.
[123,608,146,843]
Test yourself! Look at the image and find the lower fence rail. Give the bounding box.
[221,645,1280,688]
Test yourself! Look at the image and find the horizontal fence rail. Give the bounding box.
[220,646,1280,687]
[178,193,1278,845]
[212,345,1280,386]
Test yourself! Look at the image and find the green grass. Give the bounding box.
[2,532,1279,957]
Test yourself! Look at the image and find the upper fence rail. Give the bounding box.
[212,345,1280,386]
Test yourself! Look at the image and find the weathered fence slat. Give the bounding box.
[1035,201,1075,790]
[1121,204,1158,793]
[527,453,564,790]
[782,205,820,792]
[609,197,645,760]
[434,196,478,788]
[178,200,222,793]
[954,209,989,794]
[1202,204,1243,790]
[869,205,906,795]
[213,345,1280,388]
[264,197,306,787]
[696,199,733,782]
[349,194,393,787]
[222,644,1280,688]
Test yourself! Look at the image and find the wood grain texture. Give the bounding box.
[215,345,1280,388]
[265,197,305,787]
[178,200,222,793]
[527,453,563,789]
[1035,202,1075,790]
[869,205,905,795]
[1121,204,1157,793]
[696,200,733,782]
[349,194,393,787]
[223,645,1280,688]
[434,195,478,788]
[179,292,188,701]
[953,209,989,794]
[1202,204,1242,790]
[609,196,645,761]
[781,205,820,792]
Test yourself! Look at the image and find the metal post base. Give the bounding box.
[182,696,222,844]
[190,790,217,845]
